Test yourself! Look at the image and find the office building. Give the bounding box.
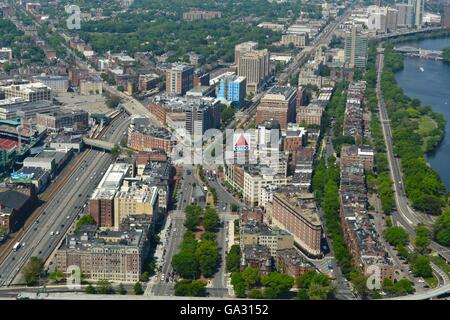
[185,98,221,137]
[31,75,69,94]
[234,41,258,67]
[238,49,270,94]
[217,75,246,109]
[443,6,450,28]
[89,163,132,228]
[36,110,89,131]
[412,0,424,28]
[396,3,414,28]
[166,63,194,96]
[2,82,52,102]
[344,25,368,69]
[256,86,297,130]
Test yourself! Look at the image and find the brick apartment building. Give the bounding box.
[256,86,297,130]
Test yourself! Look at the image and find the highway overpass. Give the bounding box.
[83,137,115,151]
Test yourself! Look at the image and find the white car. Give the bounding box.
[50,231,54,236]
[56,231,60,235]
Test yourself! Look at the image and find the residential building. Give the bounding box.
[396,3,414,28]
[0,184,36,235]
[234,41,258,67]
[55,215,153,283]
[276,248,315,278]
[128,125,176,154]
[412,0,424,28]
[271,192,322,257]
[241,245,272,275]
[297,103,324,127]
[340,145,374,172]
[240,220,294,256]
[166,63,194,96]
[183,10,222,21]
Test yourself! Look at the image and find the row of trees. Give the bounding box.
[231,267,295,299]
[444,46,450,64]
[85,280,143,295]
[381,44,447,217]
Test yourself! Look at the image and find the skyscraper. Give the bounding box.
[396,3,414,28]
[238,49,270,94]
[411,0,424,28]
[234,41,258,67]
[344,25,368,69]
[166,63,194,96]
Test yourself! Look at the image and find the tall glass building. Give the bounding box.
[217,75,247,109]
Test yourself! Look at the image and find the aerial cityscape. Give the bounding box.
[0,0,449,304]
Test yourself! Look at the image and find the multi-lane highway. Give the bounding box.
[376,47,450,268]
[0,113,130,287]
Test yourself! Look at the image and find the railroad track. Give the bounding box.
[0,111,125,263]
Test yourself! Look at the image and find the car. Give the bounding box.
[35,220,39,224]
[67,216,70,219]
[50,231,54,236]
[56,231,60,235]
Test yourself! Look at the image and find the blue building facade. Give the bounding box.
[217,75,246,109]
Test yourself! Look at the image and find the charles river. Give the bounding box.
[395,36,450,189]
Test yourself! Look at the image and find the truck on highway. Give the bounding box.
[13,242,21,251]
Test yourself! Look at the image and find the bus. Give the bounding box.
[13,242,21,252]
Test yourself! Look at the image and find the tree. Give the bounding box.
[48,271,64,283]
[174,279,207,297]
[383,227,409,247]
[184,205,202,231]
[85,284,96,294]
[172,251,200,279]
[22,257,44,286]
[226,245,241,273]
[105,93,121,109]
[118,283,127,295]
[443,46,450,64]
[201,231,217,241]
[75,214,96,233]
[433,208,450,247]
[230,204,239,212]
[260,272,294,298]
[410,255,433,278]
[134,282,144,295]
[296,271,333,300]
[203,207,219,231]
[97,280,115,294]
[231,272,247,298]
[414,225,431,254]
[139,272,150,282]
[111,144,121,158]
[241,267,260,288]
[196,240,219,278]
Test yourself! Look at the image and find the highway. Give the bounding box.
[0,113,130,287]
[375,46,450,264]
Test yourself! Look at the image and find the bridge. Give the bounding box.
[82,137,115,151]
[375,27,446,40]
[385,283,450,300]
[394,46,442,60]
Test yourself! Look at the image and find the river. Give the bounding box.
[395,36,450,190]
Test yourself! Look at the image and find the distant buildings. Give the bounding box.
[166,63,194,96]
[281,33,308,48]
[256,86,297,130]
[396,3,414,28]
[183,10,222,21]
[217,75,246,109]
[344,25,368,69]
[343,81,366,142]
[412,0,424,28]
